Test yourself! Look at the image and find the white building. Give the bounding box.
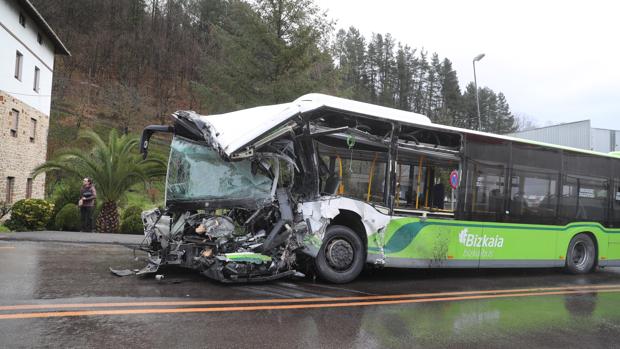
[0,0,69,204]
[509,120,620,154]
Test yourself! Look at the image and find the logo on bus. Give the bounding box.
[458,228,504,248]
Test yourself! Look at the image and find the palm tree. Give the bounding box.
[33,130,166,233]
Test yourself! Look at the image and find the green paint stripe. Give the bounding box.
[411,219,620,234]
[368,219,620,254]
[224,253,272,263]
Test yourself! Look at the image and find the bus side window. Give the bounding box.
[507,169,558,225]
[466,164,505,222]
[559,176,608,224]
[340,157,387,204]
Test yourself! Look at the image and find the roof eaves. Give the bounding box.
[15,0,70,56]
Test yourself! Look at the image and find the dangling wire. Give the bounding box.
[346,134,356,173]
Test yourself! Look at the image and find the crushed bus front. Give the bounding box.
[123,94,463,283]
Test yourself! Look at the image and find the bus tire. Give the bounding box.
[315,225,365,283]
[565,233,596,274]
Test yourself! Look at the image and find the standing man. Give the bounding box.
[79,178,97,232]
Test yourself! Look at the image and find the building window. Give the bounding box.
[37,33,42,44]
[6,177,15,204]
[19,13,25,27]
[26,178,33,199]
[15,51,23,80]
[33,66,40,92]
[10,109,19,137]
[30,118,37,142]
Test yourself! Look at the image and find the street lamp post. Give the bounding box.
[473,53,485,131]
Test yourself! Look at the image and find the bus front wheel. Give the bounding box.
[565,233,596,274]
[315,225,365,283]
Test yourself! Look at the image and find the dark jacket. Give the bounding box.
[80,185,97,207]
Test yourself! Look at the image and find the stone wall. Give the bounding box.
[0,90,48,203]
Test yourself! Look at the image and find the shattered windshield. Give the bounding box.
[166,136,273,203]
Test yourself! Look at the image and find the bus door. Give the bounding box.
[393,153,469,267]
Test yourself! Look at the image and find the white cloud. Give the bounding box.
[316,0,620,129]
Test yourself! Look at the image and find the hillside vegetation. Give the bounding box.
[33,0,518,154]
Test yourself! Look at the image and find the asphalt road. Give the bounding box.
[1,235,620,348]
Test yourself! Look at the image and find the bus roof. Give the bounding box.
[194,93,618,159]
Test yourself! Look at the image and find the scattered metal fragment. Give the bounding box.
[109,268,135,277]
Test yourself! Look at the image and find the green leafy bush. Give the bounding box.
[5,199,54,231]
[120,211,144,235]
[122,206,143,221]
[0,224,9,233]
[54,203,80,231]
[46,180,81,229]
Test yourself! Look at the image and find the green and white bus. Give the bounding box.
[138,93,620,283]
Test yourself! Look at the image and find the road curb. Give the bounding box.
[0,231,145,246]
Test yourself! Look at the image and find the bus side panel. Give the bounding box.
[604,232,620,265]
[554,225,610,267]
[479,223,558,267]
[375,218,480,268]
[375,219,619,268]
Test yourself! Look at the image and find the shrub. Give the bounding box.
[54,203,81,231]
[120,212,144,235]
[5,199,54,231]
[46,180,81,229]
[122,206,143,221]
[0,224,9,233]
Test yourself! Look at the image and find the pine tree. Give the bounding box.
[496,92,518,133]
[480,88,498,132]
[394,44,416,111]
[437,58,461,126]
[333,27,368,101]
[460,83,479,130]
[425,53,442,120]
[366,40,379,103]
[412,50,429,114]
[377,33,396,107]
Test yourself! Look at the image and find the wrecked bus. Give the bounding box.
[135,93,620,283]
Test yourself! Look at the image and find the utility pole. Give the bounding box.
[473,53,485,131]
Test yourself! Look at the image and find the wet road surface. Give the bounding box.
[1,239,620,348]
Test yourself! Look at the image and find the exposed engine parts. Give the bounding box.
[125,191,307,283]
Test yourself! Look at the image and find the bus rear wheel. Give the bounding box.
[565,234,596,274]
[315,225,365,283]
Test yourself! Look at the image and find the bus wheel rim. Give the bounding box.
[326,238,354,271]
[572,241,589,269]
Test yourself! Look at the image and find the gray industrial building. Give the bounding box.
[508,120,620,153]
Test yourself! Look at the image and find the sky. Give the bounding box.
[315,0,620,130]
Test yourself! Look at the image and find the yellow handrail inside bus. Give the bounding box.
[424,166,431,208]
[336,155,344,195]
[416,156,424,209]
[366,153,378,202]
[395,163,403,207]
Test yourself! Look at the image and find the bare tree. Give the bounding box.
[515,113,539,131]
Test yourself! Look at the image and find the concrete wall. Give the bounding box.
[0,90,47,202]
[0,0,55,116]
